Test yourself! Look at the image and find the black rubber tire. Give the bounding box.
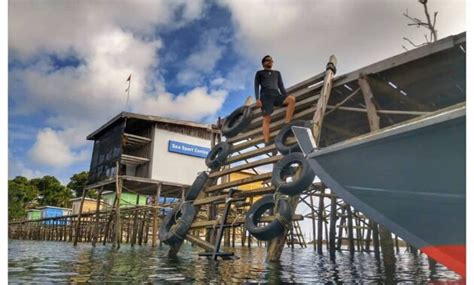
[205,142,231,170]
[275,120,312,155]
[185,172,208,201]
[272,153,316,196]
[221,106,253,138]
[245,194,292,241]
[159,202,196,245]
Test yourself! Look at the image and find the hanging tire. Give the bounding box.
[221,106,253,138]
[275,120,312,155]
[205,142,231,170]
[245,194,292,241]
[185,172,208,201]
[272,152,315,196]
[159,202,195,245]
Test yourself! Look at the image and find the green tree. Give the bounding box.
[8,176,39,220]
[30,176,73,208]
[67,171,91,198]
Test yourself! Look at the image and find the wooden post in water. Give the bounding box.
[329,194,337,260]
[310,192,317,251]
[131,195,140,247]
[364,219,372,252]
[372,221,381,260]
[346,205,355,257]
[395,235,400,253]
[359,73,395,265]
[113,168,123,249]
[151,183,161,247]
[337,205,345,250]
[73,187,88,246]
[317,187,324,254]
[92,188,103,247]
[103,196,117,246]
[267,55,337,262]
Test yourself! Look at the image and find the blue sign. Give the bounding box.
[168,140,210,158]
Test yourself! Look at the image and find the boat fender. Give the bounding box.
[159,202,196,245]
[245,194,293,241]
[274,120,312,155]
[272,152,316,196]
[185,172,208,201]
[205,142,231,170]
[221,106,253,138]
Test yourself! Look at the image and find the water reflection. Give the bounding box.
[9,240,461,283]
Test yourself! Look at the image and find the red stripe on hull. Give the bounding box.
[421,245,465,278]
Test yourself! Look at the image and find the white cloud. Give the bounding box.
[28,128,90,168]
[136,87,227,122]
[219,0,466,86]
[9,1,224,171]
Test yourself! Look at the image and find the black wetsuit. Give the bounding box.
[254,69,287,115]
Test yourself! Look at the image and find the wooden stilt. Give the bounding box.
[113,166,123,248]
[151,183,161,247]
[346,205,355,257]
[372,221,381,260]
[329,194,337,260]
[73,188,88,246]
[310,192,317,251]
[131,194,140,247]
[317,187,324,254]
[92,188,103,246]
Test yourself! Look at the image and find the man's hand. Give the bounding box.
[256,99,262,108]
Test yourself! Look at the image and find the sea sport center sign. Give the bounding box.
[168,140,210,158]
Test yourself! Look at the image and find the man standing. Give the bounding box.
[255,55,296,145]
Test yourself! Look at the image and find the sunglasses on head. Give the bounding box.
[265,58,273,62]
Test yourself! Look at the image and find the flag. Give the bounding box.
[126,74,131,82]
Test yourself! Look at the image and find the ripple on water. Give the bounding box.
[8,240,462,283]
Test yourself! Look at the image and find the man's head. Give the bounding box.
[261,55,273,69]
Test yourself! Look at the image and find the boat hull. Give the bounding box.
[304,105,466,277]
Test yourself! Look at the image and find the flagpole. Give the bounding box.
[125,74,131,111]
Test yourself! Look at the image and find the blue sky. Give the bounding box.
[8,0,465,187]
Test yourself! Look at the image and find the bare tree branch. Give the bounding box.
[402,0,438,49]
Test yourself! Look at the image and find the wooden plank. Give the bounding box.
[205,172,272,193]
[228,94,320,143]
[325,105,429,116]
[358,73,380,130]
[194,186,275,206]
[193,194,228,206]
[185,234,215,251]
[286,71,326,94]
[190,214,304,229]
[123,133,152,142]
[209,155,282,178]
[230,106,316,150]
[226,145,276,165]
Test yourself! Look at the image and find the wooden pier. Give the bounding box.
[8,32,465,271]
